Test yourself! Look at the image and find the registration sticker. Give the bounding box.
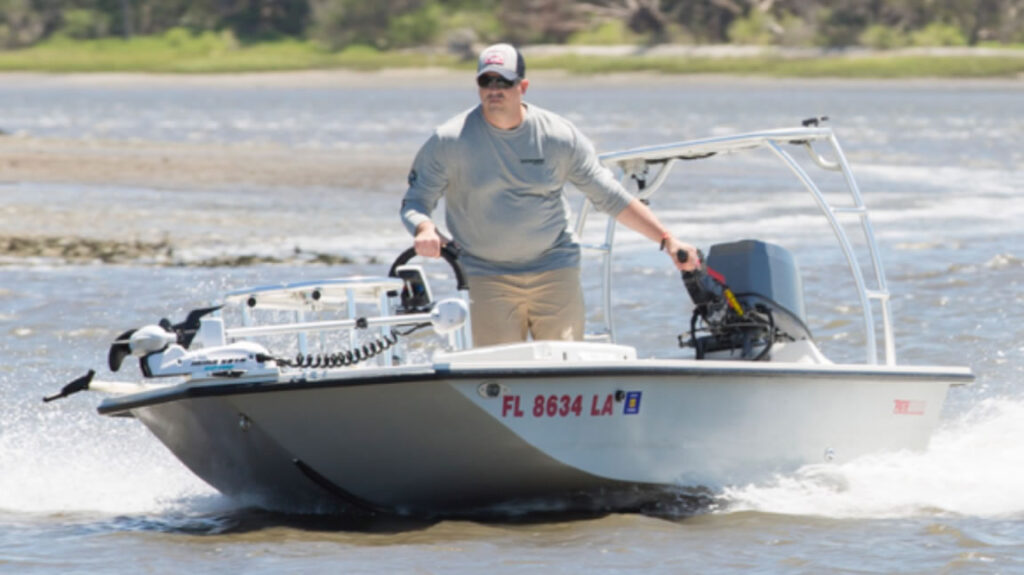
[623,391,642,415]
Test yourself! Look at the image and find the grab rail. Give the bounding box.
[583,127,895,365]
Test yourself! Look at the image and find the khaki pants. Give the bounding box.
[467,267,585,347]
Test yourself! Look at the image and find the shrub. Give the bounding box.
[443,9,501,45]
[387,2,441,48]
[59,9,111,40]
[859,24,908,49]
[310,0,403,50]
[728,10,776,45]
[775,13,815,47]
[911,22,967,46]
[163,27,193,48]
[568,20,641,45]
[815,6,867,47]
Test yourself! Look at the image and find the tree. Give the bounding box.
[583,0,671,43]
[218,0,311,38]
[497,0,590,44]
[936,0,1006,44]
[310,0,425,49]
[2,0,1023,52]
[0,0,60,47]
[662,0,738,43]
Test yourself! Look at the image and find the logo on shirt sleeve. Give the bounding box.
[407,169,418,186]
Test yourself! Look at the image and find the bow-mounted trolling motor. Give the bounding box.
[105,305,281,379]
[46,305,278,402]
[107,306,223,372]
[679,239,813,361]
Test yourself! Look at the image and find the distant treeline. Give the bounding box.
[2,0,1022,51]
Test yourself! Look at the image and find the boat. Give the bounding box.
[47,123,974,516]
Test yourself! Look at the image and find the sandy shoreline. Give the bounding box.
[0,134,408,190]
[2,68,1022,89]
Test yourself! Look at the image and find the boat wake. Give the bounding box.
[717,397,1024,519]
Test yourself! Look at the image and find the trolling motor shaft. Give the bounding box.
[43,370,96,403]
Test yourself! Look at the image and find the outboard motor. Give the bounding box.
[680,239,812,360]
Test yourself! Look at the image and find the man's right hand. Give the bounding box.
[414,222,442,258]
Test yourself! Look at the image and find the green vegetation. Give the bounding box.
[1,1,1022,77]
[5,0,1024,49]
[567,21,643,46]
[0,31,461,73]
[1,35,1021,78]
[528,52,1024,78]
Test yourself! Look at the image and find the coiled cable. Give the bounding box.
[278,330,400,368]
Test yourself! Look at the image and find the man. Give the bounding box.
[401,43,699,347]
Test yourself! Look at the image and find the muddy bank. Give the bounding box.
[0,234,359,267]
[0,133,408,266]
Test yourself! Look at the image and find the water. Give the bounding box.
[1,74,1023,573]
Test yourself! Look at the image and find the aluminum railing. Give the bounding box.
[580,127,895,365]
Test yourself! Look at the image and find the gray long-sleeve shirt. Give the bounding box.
[400,103,634,276]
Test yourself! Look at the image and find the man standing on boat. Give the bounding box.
[401,43,699,347]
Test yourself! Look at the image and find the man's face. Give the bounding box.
[477,73,526,114]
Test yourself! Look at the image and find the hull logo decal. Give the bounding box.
[893,399,926,415]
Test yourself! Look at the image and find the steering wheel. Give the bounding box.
[388,244,469,293]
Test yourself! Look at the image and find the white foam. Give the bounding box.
[859,163,1022,197]
[719,397,1024,519]
[0,401,217,515]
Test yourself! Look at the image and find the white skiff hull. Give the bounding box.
[100,353,970,515]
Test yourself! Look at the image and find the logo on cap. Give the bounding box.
[477,43,525,80]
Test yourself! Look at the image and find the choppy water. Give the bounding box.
[1,75,1023,573]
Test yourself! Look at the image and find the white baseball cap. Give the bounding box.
[476,43,526,81]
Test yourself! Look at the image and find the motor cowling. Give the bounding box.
[680,239,812,360]
[139,340,278,379]
[108,306,222,372]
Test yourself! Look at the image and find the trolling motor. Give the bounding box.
[45,309,281,402]
[679,240,812,360]
[107,306,222,372]
[107,312,279,380]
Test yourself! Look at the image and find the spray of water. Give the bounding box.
[719,397,1024,519]
[0,393,218,516]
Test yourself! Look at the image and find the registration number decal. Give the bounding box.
[500,392,641,418]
